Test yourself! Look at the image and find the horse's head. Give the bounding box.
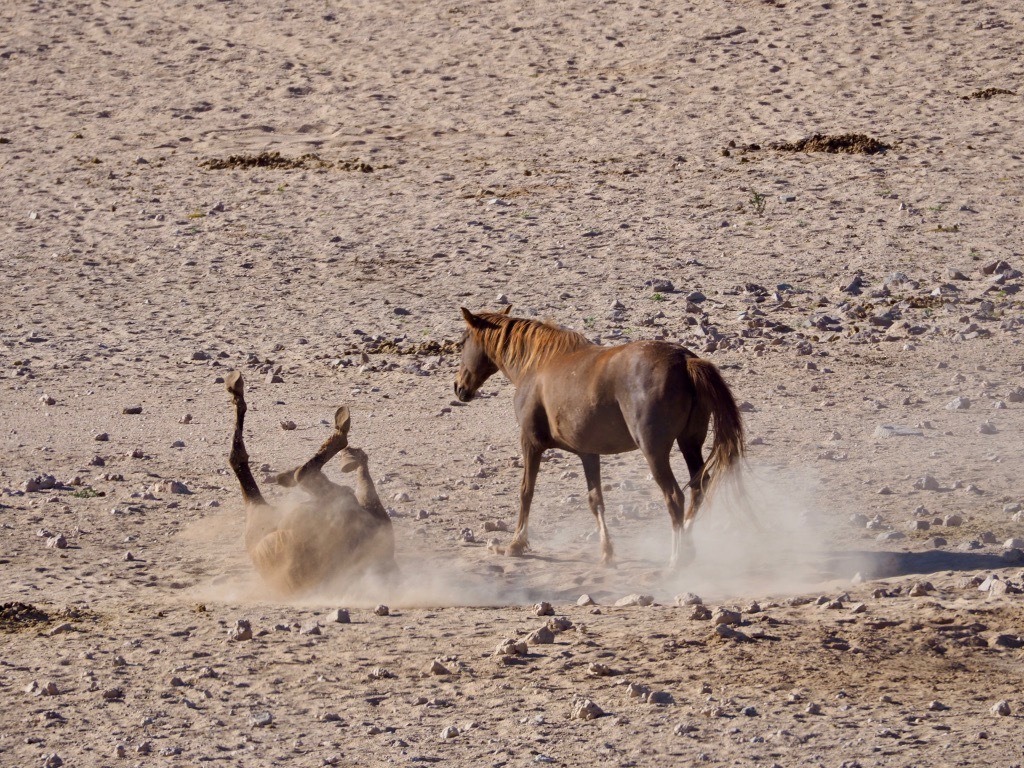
[454,306,510,402]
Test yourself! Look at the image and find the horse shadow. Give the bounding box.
[821,549,1016,580]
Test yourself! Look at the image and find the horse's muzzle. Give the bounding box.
[454,382,474,402]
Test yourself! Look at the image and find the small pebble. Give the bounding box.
[249,711,273,727]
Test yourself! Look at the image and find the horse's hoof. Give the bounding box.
[334,405,351,436]
[505,542,528,557]
[338,447,366,473]
[600,556,617,569]
[225,370,244,397]
[275,470,299,488]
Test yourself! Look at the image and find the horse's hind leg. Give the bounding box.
[641,446,691,570]
[226,371,266,507]
[580,454,614,566]
[226,371,282,553]
[678,436,708,528]
[340,448,389,523]
[276,406,352,494]
[341,446,399,579]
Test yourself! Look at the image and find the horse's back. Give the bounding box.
[527,340,700,453]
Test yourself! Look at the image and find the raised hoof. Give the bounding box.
[225,370,244,398]
[600,555,618,569]
[338,447,365,473]
[275,469,299,488]
[334,405,352,436]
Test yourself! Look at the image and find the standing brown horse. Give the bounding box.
[454,307,744,570]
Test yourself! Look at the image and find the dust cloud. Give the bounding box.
[185,462,866,609]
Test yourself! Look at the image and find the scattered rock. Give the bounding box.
[23,474,58,493]
[673,722,698,736]
[548,616,573,633]
[150,480,190,495]
[495,638,528,657]
[908,582,933,597]
[714,624,750,641]
[526,626,556,645]
[428,659,451,675]
[913,475,940,491]
[249,711,273,727]
[712,608,742,626]
[946,396,971,411]
[991,700,1011,716]
[374,604,390,616]
[690,604,712,621]
[329,608,350,624]
[577,594,596,606]
[674,592,703,606]
[614,593,654,607]
[570,698,605,721]
[229,619,253,642]
[534,601,554,616]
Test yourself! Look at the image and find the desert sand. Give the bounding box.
[2,1,1024,765]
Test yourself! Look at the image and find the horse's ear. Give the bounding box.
[461,307,487,330]
[500,304,512,315]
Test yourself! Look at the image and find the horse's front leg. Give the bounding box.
[507,438,542,556]
[580,454,614,566]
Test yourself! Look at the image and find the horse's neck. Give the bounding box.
[494,329,588,383]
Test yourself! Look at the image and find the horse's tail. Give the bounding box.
[686,356,745,499]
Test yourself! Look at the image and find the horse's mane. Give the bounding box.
[474,313,592,376]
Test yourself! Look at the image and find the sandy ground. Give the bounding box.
[3,0,1024,765]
